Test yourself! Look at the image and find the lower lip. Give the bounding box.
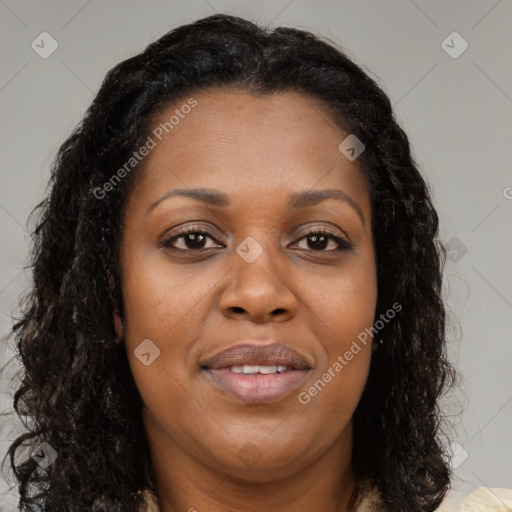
[203,368,310,404]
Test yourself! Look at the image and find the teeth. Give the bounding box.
[244,365,262,373]
[259,365,278,374]
[229,364,289,374]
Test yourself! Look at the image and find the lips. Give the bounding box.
[201,343,312,404]
[201,343,311,371]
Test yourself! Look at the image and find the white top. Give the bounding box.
[438,483,512,512]
[353,481,512,511]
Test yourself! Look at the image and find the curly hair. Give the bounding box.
[3,13,456,512]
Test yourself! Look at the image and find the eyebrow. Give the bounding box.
[146,187,365,224]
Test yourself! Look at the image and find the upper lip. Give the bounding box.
[201,342,312,370]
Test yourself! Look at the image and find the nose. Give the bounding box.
[219,243,298,323]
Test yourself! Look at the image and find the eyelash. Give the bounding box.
[161,226,352,253]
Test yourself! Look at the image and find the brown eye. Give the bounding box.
[161,227,351,253]
[162,228,223,251]
[292,229,352,252]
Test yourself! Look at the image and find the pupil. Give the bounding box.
[186,233,205,249]
[309,235,327,250]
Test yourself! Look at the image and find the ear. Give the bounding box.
[108,271,124,343]
[113,311,124,342]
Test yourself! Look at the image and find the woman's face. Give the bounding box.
[118,89,377,479]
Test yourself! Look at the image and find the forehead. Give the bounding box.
[129,89,370,217]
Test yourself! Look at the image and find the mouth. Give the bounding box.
[202,367,310,404]
[200,343,312,404]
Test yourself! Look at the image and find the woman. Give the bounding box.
[5,13,503,512]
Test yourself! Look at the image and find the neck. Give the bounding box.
[145,414,359,512]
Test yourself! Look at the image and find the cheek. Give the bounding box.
[299,255,376,415]
[118,247,214,406]
[120,245,217,344]
[306,246,377,345]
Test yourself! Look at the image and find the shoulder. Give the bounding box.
[457,487,512,511]
[354,480,512,512]
[435,484,512,512]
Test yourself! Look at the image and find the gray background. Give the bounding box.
[1,0,511,509]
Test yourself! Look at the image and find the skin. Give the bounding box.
[116,89,378,512]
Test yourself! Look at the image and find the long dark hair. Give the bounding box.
[4,14,456,511]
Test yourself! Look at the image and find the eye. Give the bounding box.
[161,226,224,251]
[161,226,352,253]
[291,228,352,252]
